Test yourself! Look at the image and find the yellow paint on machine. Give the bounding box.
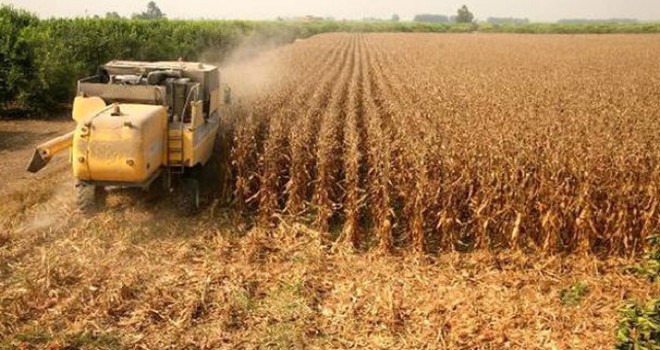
[182,121,217,167]
[73,104,168,183]
[169,97,219,168]
[72,96,106,123]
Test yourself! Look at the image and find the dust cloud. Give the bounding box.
[202,34,293,102]
[16,179,75,234]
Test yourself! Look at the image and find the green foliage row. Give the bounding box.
[2,6,474,113]
[2,5,660,113]
[0,6,342,112]
[479,22,660,34]
[0,6,39,111]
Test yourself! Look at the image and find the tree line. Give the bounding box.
[0,5,471,113]
[413,5,474,24]
[2,4,660,114]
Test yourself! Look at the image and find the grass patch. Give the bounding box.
[559,281,590,307]
[263,323,306,349]
[262,278,310,320]
[626,235,660,282]
[3,330,122,350]
[224,287,257,330]
[61,332,123,350]
[255,276,314,347]
[10,328,52,346]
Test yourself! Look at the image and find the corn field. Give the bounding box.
[225,33,660,255]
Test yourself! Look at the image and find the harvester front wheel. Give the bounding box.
[179,177,200,215]
[75,181,101,213]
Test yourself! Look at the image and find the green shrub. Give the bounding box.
[559,281,590,306]
[617,235,660,349]
[627,235,660,282]
[0,6,38,111]
[616,299,660,350]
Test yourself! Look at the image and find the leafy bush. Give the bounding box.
[617,235,660,349]
[627,235,660,282]
[616,299,660,350]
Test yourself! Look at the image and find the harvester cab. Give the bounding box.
[27,60,225,213]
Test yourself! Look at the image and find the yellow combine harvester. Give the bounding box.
[27,60,226,213]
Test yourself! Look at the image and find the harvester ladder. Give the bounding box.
[168,122,185,175]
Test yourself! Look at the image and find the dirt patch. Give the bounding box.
[0,119,74,198]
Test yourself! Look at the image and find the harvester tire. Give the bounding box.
[179,178,200,215]
[214,130,233,204]
[75,182,98,213]
[199,132,230,203]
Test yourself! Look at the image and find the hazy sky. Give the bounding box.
[3,0,660,22]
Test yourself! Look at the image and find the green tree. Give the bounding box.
[391,14,400,22]
[132,1,165,20]
[455,5,474,23]
[0,6,39,111]
[105,11,121,19]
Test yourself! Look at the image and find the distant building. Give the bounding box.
[413,14,450,23]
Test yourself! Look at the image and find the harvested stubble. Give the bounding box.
[227,33,660,256]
